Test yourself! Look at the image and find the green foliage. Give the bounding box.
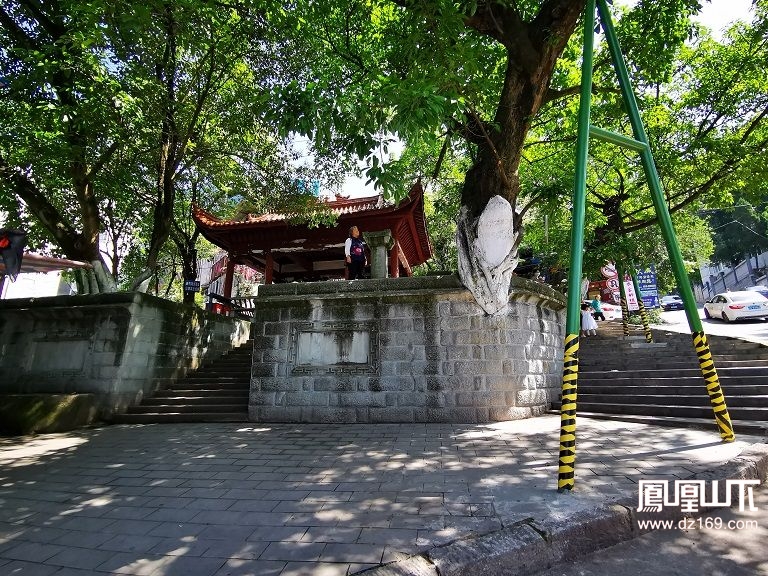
[519,1,764,289]
[626,307,662,325]
[264,0,509,195]
[709,202,768,265]
[0,0,347,294]
[2,0,766,297]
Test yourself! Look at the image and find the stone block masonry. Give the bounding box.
[0,292,250,430]
[249,275,566,423]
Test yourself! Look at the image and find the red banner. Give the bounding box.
[210,255,228,281]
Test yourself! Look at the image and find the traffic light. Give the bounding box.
[0,229,27,280]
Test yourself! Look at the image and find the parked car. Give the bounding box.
[703,291,768,322]
[660,295,685,311]
[600,301,622,320]
[584,300,622,320]
[744,285,768,299]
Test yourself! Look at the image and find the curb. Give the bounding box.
[358,442,768,576]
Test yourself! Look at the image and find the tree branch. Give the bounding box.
[0,153,85,258]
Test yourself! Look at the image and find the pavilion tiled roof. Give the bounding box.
[192,181,432,279]
[194,194,386,227]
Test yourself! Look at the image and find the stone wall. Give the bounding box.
[0,292,251,422]
[249,275,566,423]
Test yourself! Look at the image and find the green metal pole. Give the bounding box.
[558,0,596,492]
[596,0,734,442]
[631,270,653,343]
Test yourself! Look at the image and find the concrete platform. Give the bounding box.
[0,416,765,575]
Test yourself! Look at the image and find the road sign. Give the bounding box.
[636,265,659,308]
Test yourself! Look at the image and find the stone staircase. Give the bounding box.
[112,340,252,424]
[551,322,768,436]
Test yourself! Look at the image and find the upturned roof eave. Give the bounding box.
[193,180,431,264]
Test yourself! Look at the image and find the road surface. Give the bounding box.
[534,485,768,576]
[656,308,768,345]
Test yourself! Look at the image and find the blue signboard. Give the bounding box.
[635,265,659,308]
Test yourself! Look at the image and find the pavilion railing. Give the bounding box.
[206,293,257,320]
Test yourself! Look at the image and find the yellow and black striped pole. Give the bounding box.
[557,0,596,492]
[630,271,653,342]
[618,272,630,336]
[637,298,653,342]
[557,333,580,491]
[693,331,735,441]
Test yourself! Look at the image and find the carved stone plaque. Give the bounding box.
[289,322,378,374]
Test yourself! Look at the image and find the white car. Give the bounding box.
[744,285,768,299]
[584,300,622,320]
[600,301,622,320]
[703,291,768,322]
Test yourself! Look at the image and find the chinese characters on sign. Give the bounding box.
[623,274,639,311]
[635,265,660,309]
[638,479,760,513]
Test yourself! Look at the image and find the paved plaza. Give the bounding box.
[0,416,765,575]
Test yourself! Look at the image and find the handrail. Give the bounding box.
[207,293,256,320]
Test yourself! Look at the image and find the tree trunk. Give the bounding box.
[181,245,198,304]
[131,3,180,292]
[456,0,583,314]
[0,154,117,293]
[455,80,533,314]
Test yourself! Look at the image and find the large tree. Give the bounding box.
[516,2,767,282]
[269,0,703,313]
[0,0,340,295]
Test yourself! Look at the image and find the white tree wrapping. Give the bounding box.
[456,195,519,315]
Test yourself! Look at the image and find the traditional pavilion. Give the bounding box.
[192,180,433,299]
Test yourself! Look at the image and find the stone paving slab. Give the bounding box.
[0,416,764,576]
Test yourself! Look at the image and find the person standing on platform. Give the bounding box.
[345,225,367,280]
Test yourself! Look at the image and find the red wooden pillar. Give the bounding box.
[389,240,400,278]
[223,253,235,299]
[264,250,274,285]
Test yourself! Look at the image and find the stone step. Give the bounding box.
[182,375,251,383]
[577,375,767,387]
[113,339,254,424]
[112,412,249,424]
[546,411,768,436]
[578,366,768,379]
[583,336,766,346]
[564,323,768,425]
[161,381,250,390]
[143,395,248,405]
[574,384,768,396]
[578,356,768,369]
[549,401,768,420]
[579,344,768,356]
[193,366,252,374]
[578,359,768,369]
[127,404,247,414]
[575,393,768,407]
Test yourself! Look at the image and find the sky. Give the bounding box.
[341,0,756,198]
[684,0,753,37]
